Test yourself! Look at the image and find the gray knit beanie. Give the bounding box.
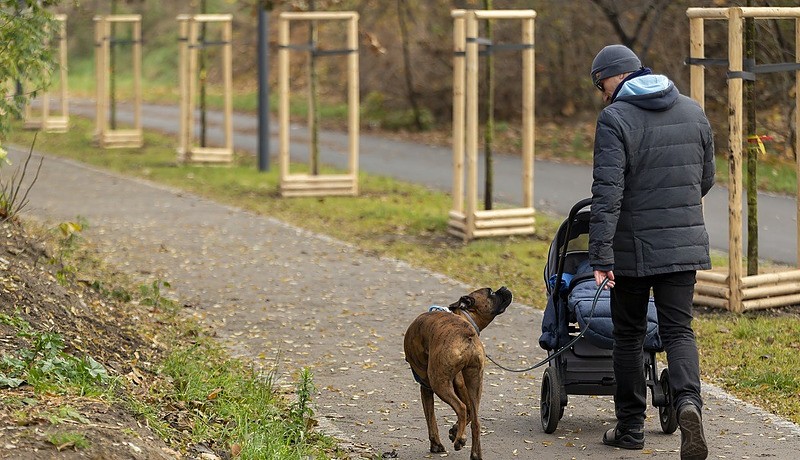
[590,45,642,88]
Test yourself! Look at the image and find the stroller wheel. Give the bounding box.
[658,368,679,434]
[540,366,562,433]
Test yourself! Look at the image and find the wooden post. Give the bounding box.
[728,7,744,313]
[187,18,198,156]
[175,14,233,163]
[347,13,360,194]
[796,17,800,268]
[522,15,534,209]
[24,15,68,132]
[178,18,188,158]
[452,12,465,216]
[94,16,105,141]
[223,18,234,155]
[93,15,143,148]
[464,11,479,241]
[689,17,705,107]
[57,15,68,129]
[447,9,536,241]
[132,18,142,139]
[277,12,360,197]
[278,15,290,183]
[688,7,800,311]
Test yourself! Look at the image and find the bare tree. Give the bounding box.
[588,0,670,62]
[396,0,425,131]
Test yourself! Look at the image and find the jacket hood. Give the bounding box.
[614,74,678,111]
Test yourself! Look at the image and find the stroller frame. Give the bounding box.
[539,198,678,435]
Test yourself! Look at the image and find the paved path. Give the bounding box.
[65,99,800,266]
[6,142,800,459]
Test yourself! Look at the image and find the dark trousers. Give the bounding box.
[610,270,703,429]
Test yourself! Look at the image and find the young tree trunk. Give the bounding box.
[397,0,424,131]
[199,0,208,147]
[110,0,117,129]
[745,2,758,275]
[309,0,320,175]
[482,0,494,211]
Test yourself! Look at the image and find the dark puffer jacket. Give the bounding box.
[589,74,715,277]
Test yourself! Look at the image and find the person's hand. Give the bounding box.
[594,269,615,289]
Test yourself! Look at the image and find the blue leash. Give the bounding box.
[485,278,609,373]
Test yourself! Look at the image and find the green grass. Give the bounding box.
[714,151,797,196]
[7,117,800,429]
[694,312,800,419]
[0,312,114,397]
[46,432,90,451]
[154,338,333,459]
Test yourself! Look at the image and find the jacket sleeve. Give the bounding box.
[589,110,625,269]
[700,116,715,197]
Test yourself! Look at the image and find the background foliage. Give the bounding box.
[52,0,800,156]
[0,0,60,136]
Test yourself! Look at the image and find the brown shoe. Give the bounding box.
[678,403,708,460]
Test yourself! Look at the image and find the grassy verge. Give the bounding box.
[7,117,800,428]
[0,217,343,458]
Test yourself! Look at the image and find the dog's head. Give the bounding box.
[448,286,513,330]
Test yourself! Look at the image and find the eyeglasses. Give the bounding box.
[595,79,604,92]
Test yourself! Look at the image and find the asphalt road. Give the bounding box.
[66,99,800,266]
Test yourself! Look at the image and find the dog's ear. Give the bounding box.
[449,295,474,310]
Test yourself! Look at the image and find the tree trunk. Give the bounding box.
[309,0,320,175]
[397,0,424,131]
[110,0,117,129]
[745,1,758,276]
[199,0,208,147]
[482,0,494,211]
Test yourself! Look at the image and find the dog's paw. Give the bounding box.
[454,436,467,451]
[429,442,446,453]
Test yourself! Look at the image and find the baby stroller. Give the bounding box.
[537,198,678,434]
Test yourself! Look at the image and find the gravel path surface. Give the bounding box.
[7,144,800,459]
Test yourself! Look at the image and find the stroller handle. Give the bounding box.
[553,197,593,294]
[569,198,593,222]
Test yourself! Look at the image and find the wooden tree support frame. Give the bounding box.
[177,14,234,164]
[278,11,360,197]
[24,14,69,133]
[687,7,800,312]
[94,14,142,149]
[449,9,536,241]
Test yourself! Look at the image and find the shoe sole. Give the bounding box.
[679,407,708,460]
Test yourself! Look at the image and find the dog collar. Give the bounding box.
[459,310,481,336]
[429,305,480,335]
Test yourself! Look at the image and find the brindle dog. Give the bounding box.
[404,286,513,460]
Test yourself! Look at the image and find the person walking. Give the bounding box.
[587,44,714,460]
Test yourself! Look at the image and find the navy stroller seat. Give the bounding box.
[536,198,677,435]
[540,258,663,352]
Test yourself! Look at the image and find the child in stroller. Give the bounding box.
[537,198,678,434]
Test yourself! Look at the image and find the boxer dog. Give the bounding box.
[404,286,513,460]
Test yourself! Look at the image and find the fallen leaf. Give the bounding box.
[207,387,223,400]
